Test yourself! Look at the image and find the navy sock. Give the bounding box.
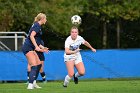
[40,72,46,81]
[29,66,38,83]
[35,64,42,80]
[27,71,30,81]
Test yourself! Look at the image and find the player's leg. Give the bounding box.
[26,64,31,83]
[74,55,85,84]
[33,51,42,88]
[37,52,46,82]
[26,51,41,89]
[74,62,85,84]
[26,51,38,89]
[75,62,85,76]
[27,63,44,84]
[39,61,46,82]
[63,60,75,87]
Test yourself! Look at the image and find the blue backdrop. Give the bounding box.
[0,49,140,80]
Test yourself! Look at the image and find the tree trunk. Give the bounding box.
[103,22,107,49]
[117,20,120,48]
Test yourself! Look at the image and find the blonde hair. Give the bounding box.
[34,13,46,22]
[71,26,78,31]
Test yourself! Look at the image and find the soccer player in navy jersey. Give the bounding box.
[27,40,47,84]
[22,13,48,89]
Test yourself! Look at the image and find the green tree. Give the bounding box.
[87,0,112,48]
[0,0,13,31]
[0,0,47,32]
[87,0,140,48]
[42,0,88,35]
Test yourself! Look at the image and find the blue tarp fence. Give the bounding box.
[0,49,140,80]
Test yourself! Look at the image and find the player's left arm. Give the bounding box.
[83,41,96,52]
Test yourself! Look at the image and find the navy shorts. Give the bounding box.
[22,43,45,61]
[36,51,45,61]
[22,43,34,55]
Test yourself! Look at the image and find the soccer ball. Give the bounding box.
[71,15,81,25]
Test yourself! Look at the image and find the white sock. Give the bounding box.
[75,72,81,77]
[33,80,36,84]
[63,75,71,86]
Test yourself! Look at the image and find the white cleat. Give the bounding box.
[63,81,69,88]
[27,83,34,89]
[33,80,42,89]
[43,80,47,84]
[33,83,42,88]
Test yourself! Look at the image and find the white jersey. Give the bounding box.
[64,35,85,64]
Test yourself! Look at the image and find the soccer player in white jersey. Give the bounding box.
[63,26,96,87]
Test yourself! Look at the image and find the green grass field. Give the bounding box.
[0,80,140,93]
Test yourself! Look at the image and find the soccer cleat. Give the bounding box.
[73,74,78,84]
[63,85,67,88]
[43,80,47,84]
[63,81,68,88]
[27,83,34,89]
[33,83,42,88]
[33,80,42,88]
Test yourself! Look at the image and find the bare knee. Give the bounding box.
[79,71,85,76]
[68,73,74,78]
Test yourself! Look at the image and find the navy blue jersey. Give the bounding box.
[24,22,44,47]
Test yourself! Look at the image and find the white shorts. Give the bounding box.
[64,53,83,64]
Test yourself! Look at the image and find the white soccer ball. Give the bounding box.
[71,15,81,25]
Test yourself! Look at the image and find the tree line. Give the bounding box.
[0,0,140,49]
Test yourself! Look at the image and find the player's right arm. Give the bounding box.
[65,37,80,55]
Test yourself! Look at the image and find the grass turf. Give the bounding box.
[0,80,140,93]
